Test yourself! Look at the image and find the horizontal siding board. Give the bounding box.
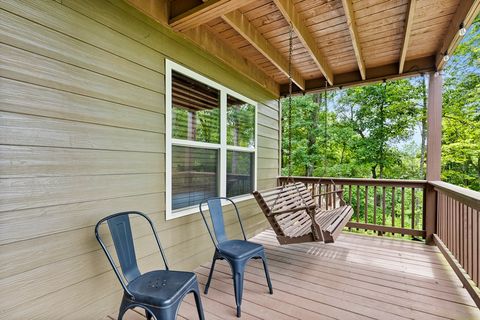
[0,193,165,246]
[258,157,280,169]
[0,173,165,213]
[258,136,279,150]
[0,9,164,94]
[0,0,166,74]
[0,112,164,153]
[0,197,262,277]
[0,78,165,132]
[0,43,164,112]
[258,102,279,120]
[258,124,278,140]
[0,146,164,178]
[258,114,279,130]
[61,0,277,101]
[0,0,280,319]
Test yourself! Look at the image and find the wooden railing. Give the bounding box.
[431,181,480,306]
[278,176,427,238]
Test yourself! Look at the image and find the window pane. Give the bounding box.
[172,146,218,210]
[226,151,254,197]
[172,71,220,143]
[227,95,255,147]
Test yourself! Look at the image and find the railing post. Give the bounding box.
[425,71,443,244]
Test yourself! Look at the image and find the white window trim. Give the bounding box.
[165,60,258,220]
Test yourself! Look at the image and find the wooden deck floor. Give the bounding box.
[108,229,480,320]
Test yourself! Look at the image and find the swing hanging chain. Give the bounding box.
[287,22,293,178]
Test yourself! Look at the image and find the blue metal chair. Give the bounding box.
[95,211,205,320]
[199,198,273,317]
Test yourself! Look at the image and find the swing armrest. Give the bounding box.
[268,204,317,217]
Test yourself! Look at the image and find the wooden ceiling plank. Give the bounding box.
[272,0,334,85]
[183,24,279,97]
[223,10,305,90]
[341,0,366,80]
[169,0,256,32]
[436,0,480,70]
[399,0,416,74]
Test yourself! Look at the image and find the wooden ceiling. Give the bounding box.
[128,0,480,97]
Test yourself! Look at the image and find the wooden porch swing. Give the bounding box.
[253,24,353,245]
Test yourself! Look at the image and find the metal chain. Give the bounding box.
[287,23,293,177]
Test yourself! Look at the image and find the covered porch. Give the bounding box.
[1,0,479,319]
[110,229,480,320]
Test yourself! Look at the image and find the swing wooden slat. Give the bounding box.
[253,182,354,245]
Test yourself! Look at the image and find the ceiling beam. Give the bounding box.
[169,0,255,32]
[436,0,480,70]
[183,25,280,97]
[222,10,305,90]
[341,0,366,80]
[399,0,416,74]
[280,56,435,95]
[273,0,334,85]
[125,0,169,25]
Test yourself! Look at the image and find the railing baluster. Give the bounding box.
[469,206,473,277]
[391,187,396,235]
[411,188,415,230]
[472,208,476,285]
[364,185,368,225]
[464,203,468,270]
[356,185,360,224]
[373,186,377,227]
[382,186,386,235]
[401,187,405,236]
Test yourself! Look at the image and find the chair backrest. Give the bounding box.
[95,212,169,295]
[199,197,246,246]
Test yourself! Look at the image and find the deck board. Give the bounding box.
[109,229,480,319]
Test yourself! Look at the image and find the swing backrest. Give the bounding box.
[253,182,316,236]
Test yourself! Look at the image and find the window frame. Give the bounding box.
[165,60,258,220]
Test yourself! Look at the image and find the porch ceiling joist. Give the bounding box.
[341,0,366,80]
[169,0,255,32]
[280,56,435,95]
[273,0,334,86]
[399,0,416,74]
[436,0,480,70]
[183,25,280,97]
[222,10,305,90]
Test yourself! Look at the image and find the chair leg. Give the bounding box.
[117,296,130,320]
[147,303,181,320]
[145,309,153,320]
[204,256,217,294]
[260,254,273,294]
[192,283,206,320]
[232,269,245,317]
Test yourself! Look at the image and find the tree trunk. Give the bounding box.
[371,165,377,179]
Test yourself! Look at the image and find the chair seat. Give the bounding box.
[127,270,196,307]
[218,240,264,260]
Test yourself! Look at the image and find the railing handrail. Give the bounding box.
[429,180,480,210]
[278,176,427,188]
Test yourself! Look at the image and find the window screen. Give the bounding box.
[226,151,254,197]
[172,146,218,210]
[172,71,220,143]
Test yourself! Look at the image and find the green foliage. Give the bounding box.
[281,18,479,190]
[442,17,480,190]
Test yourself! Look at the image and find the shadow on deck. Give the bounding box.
[108,229,479,320]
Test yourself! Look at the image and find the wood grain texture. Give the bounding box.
[0,1,278,319]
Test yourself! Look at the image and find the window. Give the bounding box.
[166,60,257,219]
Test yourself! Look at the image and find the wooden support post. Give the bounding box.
[425,71,443,244]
